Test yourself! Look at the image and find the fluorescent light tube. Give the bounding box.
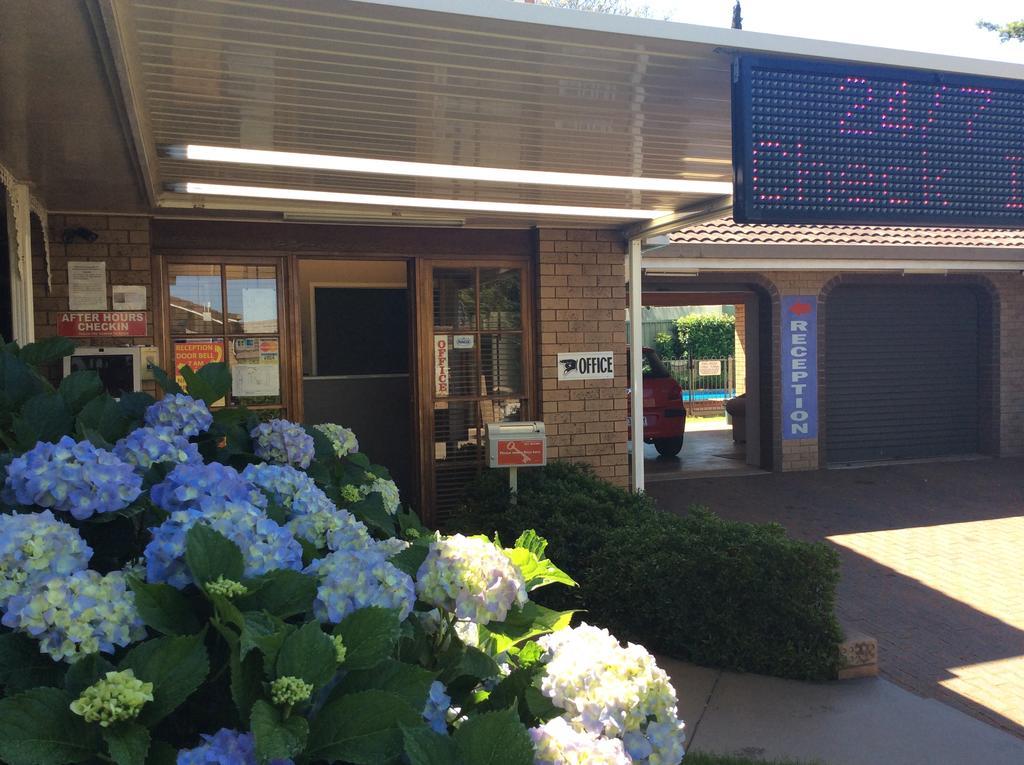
[183,183,667,219]
[180,145,733,196]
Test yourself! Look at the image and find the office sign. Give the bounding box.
[496,440,546,467]
[434,335,450,397]
[57,311,147,337]
[781,296,818,440]
[557,351,614,381]
[733,55,1024,226]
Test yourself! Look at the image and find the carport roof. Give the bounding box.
[6,0,1024,228]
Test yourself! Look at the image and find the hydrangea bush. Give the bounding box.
[0,344,686,765]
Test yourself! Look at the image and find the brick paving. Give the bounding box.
[646,457,1024,739]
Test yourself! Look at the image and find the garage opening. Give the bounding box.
[632,282,775,480]
[824,282,994,465]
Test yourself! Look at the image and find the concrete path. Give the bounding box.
[663,659,1024,765]
[646,457,1024,739]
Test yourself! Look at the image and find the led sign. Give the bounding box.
[732,56,1024,226]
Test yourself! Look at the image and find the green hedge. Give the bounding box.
[452,462,843,681]
[676,314,735,359]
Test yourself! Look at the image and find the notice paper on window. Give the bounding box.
[231,364,279,397]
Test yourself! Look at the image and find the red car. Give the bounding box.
[628,347,687,457]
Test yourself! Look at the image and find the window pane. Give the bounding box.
[168,264,222,335]
[433,269,476,330]
[226,265,278,335]
[479,268,521,330]
[480,334,522,396]
[229,336,281,406]
[433,400,483,514]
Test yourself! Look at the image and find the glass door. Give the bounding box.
[426,264,532,521]
[164,259,289,417]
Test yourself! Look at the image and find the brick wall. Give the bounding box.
[32,214,157,394]
[988,274,1024,456]
[734,302,747,395]
[536,229,628,486]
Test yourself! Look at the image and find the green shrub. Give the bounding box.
[676,314,736,359]
[454,463,843,681]
[654,331,682,360]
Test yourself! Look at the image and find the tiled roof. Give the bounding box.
[667,218,1024,248]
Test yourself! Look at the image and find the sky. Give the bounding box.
[637,0,1024,64]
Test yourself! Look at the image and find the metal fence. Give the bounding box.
[665,357,736,402]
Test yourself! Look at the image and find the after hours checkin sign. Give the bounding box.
[781,297,817,440]
[732,56,1024,226]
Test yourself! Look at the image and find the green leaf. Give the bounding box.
[12,392,73,448]
[147,740,178,765]
[0,687,99,765]
[401,723,462,765]
[348,493,396,536]
[251,700,309,763]
[480,603,575,654]
[333,607,402,670]
[389,542,430,578]
[76,394,131,443]
[513,530,547,558]
[181,362,231,405]
[117,392,155,423]
[236,570,317,619]
[58,371,104,415]
[503,547,576,592]
[64,653,115,698]
[150,365,183,395]
[452,709,534,765]
[185,524,244,585]
[0,350,47,410]
[444,645,500,684]
[239,611,292,664]
[333,660,435,709]
[127,575,201,635]
[118,634,209,725]
[0,632,67,692]
[19,337,75,367]
[230,649,263,726]
[307,690,421,764]
[276,621,337,688]
[102,723,150,765]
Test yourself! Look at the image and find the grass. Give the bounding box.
[685,753,823,765]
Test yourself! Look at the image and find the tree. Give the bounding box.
[977,19,1024,42]
[534,0,657,19]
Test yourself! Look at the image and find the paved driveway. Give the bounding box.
[646,457,1024,739]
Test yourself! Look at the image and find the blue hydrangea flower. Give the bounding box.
[145,497,303,589]
[1,570,145,663]
[422,681,451,735]
[241,463,373,551]
[145,394,213,437]
[313,423,359,458]
[3,436,142,520]
[114,426,202,472]
[0,510,92,610]
[251,420,315,469]
[151,463,267,514]
[306,548,415,623]
[177,729,293,765]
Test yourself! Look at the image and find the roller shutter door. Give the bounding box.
[825,285,979,464]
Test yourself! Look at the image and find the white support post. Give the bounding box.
[628,238,645,493]
[5,182,34,344]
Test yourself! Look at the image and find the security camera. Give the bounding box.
[62,227,99,244]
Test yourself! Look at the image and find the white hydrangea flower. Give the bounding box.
[530,717,630,765]
[415,534,527,625]
[361,475,400,515]
[537,624,685,765]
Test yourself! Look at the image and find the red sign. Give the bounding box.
[57,311,147,337]
[496,440,545,467]
[175,341,225,388]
